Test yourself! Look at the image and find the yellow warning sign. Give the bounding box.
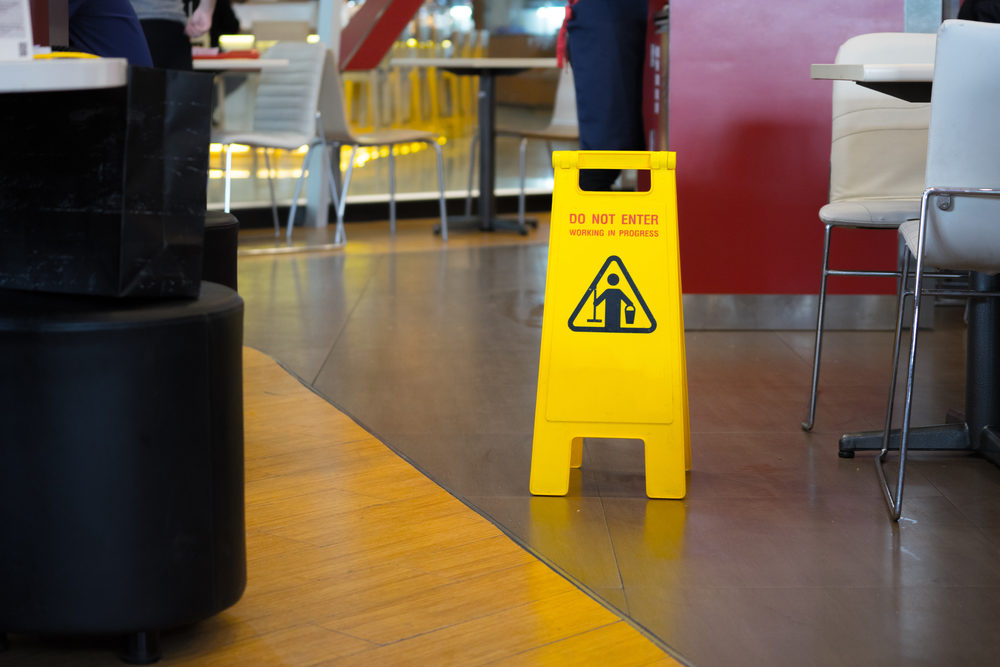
[530,150,690,499]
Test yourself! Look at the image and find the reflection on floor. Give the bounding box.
[238,217,1000,666]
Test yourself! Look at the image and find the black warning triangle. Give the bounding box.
[568,255,656,333]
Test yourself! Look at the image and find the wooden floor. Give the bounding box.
[3,347,676,666]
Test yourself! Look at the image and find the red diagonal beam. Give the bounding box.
[340,0,425,71]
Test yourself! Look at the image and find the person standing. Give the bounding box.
[561,0,648,191]
[68,0,154,66]
[130,0,216,69]
[959,0,1000,22]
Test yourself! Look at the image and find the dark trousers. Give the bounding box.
[959,0,1000,22]
[68,0,153,66]
[567,0,648,190]
[140,19,194,71]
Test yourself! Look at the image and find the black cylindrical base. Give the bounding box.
[0,282,246,636]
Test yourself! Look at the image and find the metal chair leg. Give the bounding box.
[879,243,913,443]
[803,223,833,431]
[332,146,357,247]
[322,141,345,245]
[389,146,396,235]
[465,134,478,218]
[877,249,913,465]
[262,148,280,237]
[517,137,527,231]
[223,143,234,213]
[877,214,930,521]
[431,140,448,242]
[285,143,315,241]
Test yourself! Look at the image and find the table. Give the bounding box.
[0,57,127,92]
[811,63,1000,467]
[392,56,558,234]
[810,63,933,102]
[192,57,289,71]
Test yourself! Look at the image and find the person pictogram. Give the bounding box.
[592,273,634,332]
[570,255,656,333]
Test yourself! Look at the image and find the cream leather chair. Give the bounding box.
[877,19,1000,520]
[802,32,936,431]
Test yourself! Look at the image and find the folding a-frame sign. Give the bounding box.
[530,151,690,499]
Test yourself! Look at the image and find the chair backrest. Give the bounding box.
[922,19,1000,273]
[828,32,935,203]
[317,48,357,143]
[548,64,578,131]
[252,42,325,137]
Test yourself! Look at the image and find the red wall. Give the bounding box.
[669,1,905,294]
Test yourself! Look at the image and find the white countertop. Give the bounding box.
[0,58,128,93]
[810,63,934,82]
[193,58,289,71]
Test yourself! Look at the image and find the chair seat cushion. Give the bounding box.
[352,129,437,146]
[212,131,315,151]
[899,217,1000,275]
[497,124,579,141]
[820,198,922,228]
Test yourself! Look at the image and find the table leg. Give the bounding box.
[967,272,1000,464]
[838,271,1000,462]
[479,72,496,230]
[437,70,532,236]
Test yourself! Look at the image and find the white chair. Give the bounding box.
[465,64,578,231]
[876,19,1000,520]
[801,32,936,431]
[311,49,448,242]
[213,42,327,238]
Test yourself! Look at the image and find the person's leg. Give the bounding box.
[67,0,153,66]
[140,19,194,70]
[567,0,648,190]
[965,0,1000,22]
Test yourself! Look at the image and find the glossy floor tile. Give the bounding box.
[238,217,1000,666]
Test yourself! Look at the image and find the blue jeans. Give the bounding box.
[567,0,648,190]
[68,0,153,66]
